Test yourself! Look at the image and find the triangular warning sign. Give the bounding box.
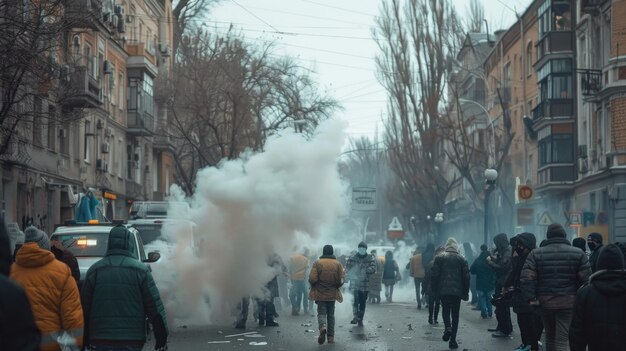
[538,211,553,226]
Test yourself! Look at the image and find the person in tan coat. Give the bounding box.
[309,245,344,345]
[11,226,83,351]
[408,248,426,309]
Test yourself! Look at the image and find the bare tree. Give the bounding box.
[465,0,485,33]
[172,0,222,54]
[0,0,86,161]
[164,29,337,194]
[373,0,463,241]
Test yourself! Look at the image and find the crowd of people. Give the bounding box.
[0,216,168,351]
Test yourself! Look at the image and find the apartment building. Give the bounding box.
[0,0,175,233]
[574,0,626,242]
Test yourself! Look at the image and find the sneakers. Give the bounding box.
[514,345,531,351]
[327,336,334,343]
[442,328,452,342]
[428,317,434,325]
[318,328,327,345]
[350,318,358,325]
[449,339,458,349]
[492,331,510,338]
[266,320,279,327]
[357,320,364,327]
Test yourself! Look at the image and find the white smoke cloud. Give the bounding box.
[152,119,349,325]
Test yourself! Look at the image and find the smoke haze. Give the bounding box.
[152,119,349,325]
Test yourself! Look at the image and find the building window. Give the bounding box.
[143,74,153,117]
[538,59,573,102]
[47,106,56,151]
[538,0,571,36]
[539,133,574,166]
[118,73,124,111]
[60,121,69,155]
[33,97,42,147]
[526,42,533,76]
[84,120,92,163]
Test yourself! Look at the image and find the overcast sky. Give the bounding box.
[208,0,533,140]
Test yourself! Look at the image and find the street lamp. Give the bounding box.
[483,168,498,245]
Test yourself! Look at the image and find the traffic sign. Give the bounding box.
[518,185,534,200]
[352,187,376,211]
[538,211,553,226]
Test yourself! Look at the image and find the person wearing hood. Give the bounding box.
[309,245,345,345]
[470,244,495,319]
[81,225,168,351]
[345,241,376,326]
[587,232,603,272]
[521,223,590,351]
[0,217,41,351]
[431,238,470,350]
[572,237,587,253]
[10,226,83,351]
[569,244,626,350]
[50,236,81,286]
[506,233,543,351]
[487,233,513,337]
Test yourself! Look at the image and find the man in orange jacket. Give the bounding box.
[11,226,84,351]
[408,248,426,309]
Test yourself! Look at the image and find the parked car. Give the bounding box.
[129,201,189,220]
[50,221,161,287]
[128,218,197,257]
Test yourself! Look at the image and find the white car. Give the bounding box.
[50,221,160,287]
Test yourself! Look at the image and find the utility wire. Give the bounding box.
[299,0,377,17]
[230,0,283,33]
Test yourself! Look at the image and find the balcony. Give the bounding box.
[537,165,575,190]
[578,69,602,98]
[62,66,102,109]
[127,110,154,136]
[64,0,102,30]
[126,42,158,78]
[532,99,574,121]
[537,31,573,65]
[581,0,609,14]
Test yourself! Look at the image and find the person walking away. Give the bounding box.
[11,226,84,351]
[368,249,383,304]
[382,251,400,302]
[289,248,309,315]
[462,242,478,306]
[431,238,470,350]
[470,244,495,319]
[0,217,40,351]
[521,223,590,351]
[507,233,543,351]
[587,233,603,272]
[572,237,587,253]
[50,236,81,286]
[345,241,376,326]
[423,246,444,324]
[257,253,287,326]
[309,245,345,344]
[487,233,513,337]
[407,248,426,309]
[569,244,626,351]
[81,225,167,351]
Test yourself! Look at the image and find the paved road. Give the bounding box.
[153,300,524,350]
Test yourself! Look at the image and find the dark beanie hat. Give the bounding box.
[572,237,587,252]
[323,245,334,256]
[588,232,603,244]
[516,232,537,250]
[546,223,567,239]
[597,244,625,270]
[358,241,367,249]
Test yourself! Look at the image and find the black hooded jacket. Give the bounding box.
[505,233,536,313]
[570,244,626,350]
[0,216,41,351]
[488,233,512,290]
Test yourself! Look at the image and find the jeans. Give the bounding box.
[289,280,307,312]
[352,290,368,320]
[90,345,142,351]
[413,278,423,307]
[428,294,440,321]
[440,295,461,340]
[384,284,395,301]
[476,289,494,317]
[517,311,543,350]
[316,301,336,336]
[541,308,573,351]
[495,299,513,334]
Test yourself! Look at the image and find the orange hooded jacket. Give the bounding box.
[11,242,84,351]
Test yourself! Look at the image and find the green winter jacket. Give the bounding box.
[81,225,167,347]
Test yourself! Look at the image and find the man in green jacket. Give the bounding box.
[81,225,168,351]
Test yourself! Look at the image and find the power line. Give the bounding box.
[240,4,374,27]
[207,24,375,40]
[203,19,365,30]
[299,0,378,17]
[230,0,282,33]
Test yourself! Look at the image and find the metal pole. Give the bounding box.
[484,186,491,246]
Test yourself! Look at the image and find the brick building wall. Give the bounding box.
[611,97,626,150]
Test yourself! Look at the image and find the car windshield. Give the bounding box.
[133,223,164,245]
[146,203,168,217]
[54,233,109,257]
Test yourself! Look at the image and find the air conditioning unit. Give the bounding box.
[117,17,125,33]
[111,15,119,28]
[103,60,113,75]
[101,142,110,153]
[159,44,170,57]
[578,158,589,174]
[96,158,104,170]
[126,14,134,23]
[114,5,123,14]
[58,128,67,138]
[578,144,588,158]
[104,127,112,137]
